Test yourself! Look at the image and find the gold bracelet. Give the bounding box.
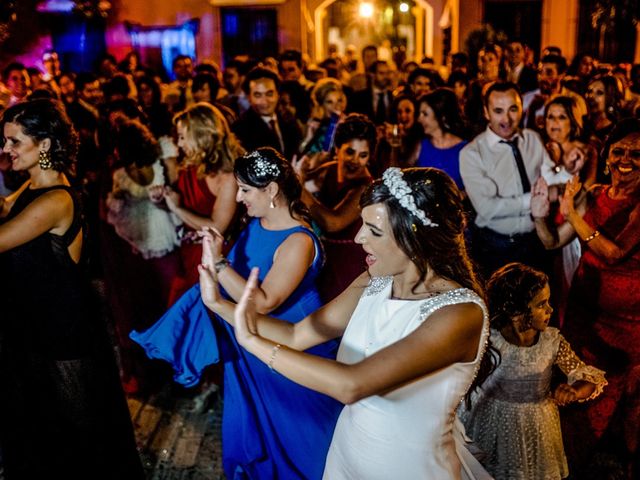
[583,230,600,243]
[268,344,282,371]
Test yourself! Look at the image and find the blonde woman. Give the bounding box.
[157,102,245,304]
[298,77,346,156]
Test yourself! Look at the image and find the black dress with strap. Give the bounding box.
[0,185,144,479]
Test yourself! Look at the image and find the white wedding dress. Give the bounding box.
[323,276,492,480]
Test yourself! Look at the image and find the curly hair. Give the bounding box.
[334,113,377,153]
[173,102,245,177]
[1,98,78,173]
[234,147,312,225]
[111,113,161,169]
[486,263,548,331]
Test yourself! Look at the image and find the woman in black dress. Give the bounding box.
[0,99,143,479]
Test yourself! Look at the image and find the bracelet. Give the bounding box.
[268,344,282,372]
[214,257,230,273]
[583,230,600,243]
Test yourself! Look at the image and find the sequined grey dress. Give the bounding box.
[460,328,607,480]
[323,276,492,479]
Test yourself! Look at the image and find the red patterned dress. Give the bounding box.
[561,186,640,475]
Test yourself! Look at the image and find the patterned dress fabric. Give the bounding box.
[461,328,606,480]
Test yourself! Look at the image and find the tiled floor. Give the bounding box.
[128,384,225,479]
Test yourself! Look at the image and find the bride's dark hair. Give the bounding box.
[234,147,312,225]
[360,167,498,404]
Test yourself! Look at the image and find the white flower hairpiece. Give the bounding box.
[382,167,438,227]
[246,150,280,178]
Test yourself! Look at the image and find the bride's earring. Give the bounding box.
[269,197,275,209]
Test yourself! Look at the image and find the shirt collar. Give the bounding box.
[261,114,277,124]
[485,125,524,148]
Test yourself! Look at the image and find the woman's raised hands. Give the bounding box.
[234,267,260,347]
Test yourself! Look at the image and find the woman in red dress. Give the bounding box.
[158,102,244,305]
[532,118,640,478]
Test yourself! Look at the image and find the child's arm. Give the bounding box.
[554,334,607,404]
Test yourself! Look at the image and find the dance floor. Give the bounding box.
[128,384,225,479]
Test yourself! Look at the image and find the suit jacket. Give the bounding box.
[348,88,393,124]
[517,65,538,94]
[232,107,302,161]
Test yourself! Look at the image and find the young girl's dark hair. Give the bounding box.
[234,147,312,225]
[486,263,549,331]
[112,114,161,169]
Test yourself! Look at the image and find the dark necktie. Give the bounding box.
[500,137,531,193]
[375,92,386,125]
[269,119,285,153]
[178,86,187,111]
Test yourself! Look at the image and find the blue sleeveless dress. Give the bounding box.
[132,218,342,479]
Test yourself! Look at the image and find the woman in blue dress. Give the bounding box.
[133,147,341,479]
[415,88,469,190]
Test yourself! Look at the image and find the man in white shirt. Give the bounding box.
[460,81,551,276]
[522,54,587,132]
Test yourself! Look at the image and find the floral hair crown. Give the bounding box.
[246,150,280,178]
[382,167,438,227]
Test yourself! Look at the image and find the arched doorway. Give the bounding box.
[310,0,449,65]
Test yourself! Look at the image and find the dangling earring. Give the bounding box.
[604,162,610,175]
[269,197,275,209]
[39,150,53,170]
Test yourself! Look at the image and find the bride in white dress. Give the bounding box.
[200,167,495,479]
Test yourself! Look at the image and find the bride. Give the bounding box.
[200,167,495,479]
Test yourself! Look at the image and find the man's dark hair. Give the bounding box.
[408,67,443,88]
[483,81,522,108]
[2,62,26,82]
[242,66,281,95]
[172,54,192,70]
[368,60,389,75]
[279,50,303,69]
[539,54,567,75]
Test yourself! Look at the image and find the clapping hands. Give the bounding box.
[559,175,582,218]
[233,267,260,347]
[198,227,224,309]
[531,177,550,219]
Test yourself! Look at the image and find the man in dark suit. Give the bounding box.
[348,60,393,125]
[232,67,302,161]
[505,41,538,94]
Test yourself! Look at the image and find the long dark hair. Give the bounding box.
[417,88,468,139]
[360,167,497,404]
[234,147,312,225]
[1,98,78,173]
